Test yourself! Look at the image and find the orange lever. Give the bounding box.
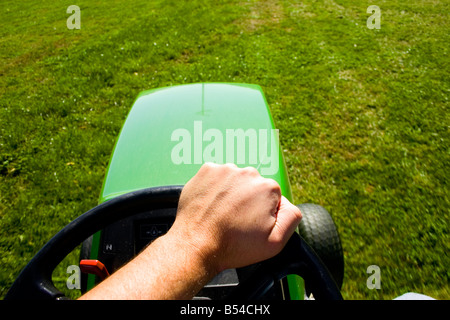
[80,259,110,280]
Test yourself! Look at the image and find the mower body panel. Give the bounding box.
[99,83,292,203]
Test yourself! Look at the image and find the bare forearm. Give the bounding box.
[79,231,215,300]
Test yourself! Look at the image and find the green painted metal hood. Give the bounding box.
[99,83,292,203]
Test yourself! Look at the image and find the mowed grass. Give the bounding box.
[1,0,448,300]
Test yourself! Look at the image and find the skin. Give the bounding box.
[79,163,302,300]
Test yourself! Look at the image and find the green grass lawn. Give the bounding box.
[1,0,448,300]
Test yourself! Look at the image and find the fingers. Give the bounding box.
[269,196,302,247]
[192,163,300,238]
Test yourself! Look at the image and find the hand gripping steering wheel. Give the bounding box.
[5,186,343,300]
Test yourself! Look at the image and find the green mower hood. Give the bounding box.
[99,83,292,203]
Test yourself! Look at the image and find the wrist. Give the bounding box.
[163,226,221,279]
[135,228,219,299]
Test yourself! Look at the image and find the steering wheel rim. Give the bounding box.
[5,186,342,300]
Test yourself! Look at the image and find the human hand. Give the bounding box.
[80,163,302,300]
[168,163,302,275]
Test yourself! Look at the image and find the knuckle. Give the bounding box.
[224,163,238,169]
[201,162,218,171]
[294,205,302,220]
[242,166,260,176]
[264,178,281,193]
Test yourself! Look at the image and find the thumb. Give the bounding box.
[269,196,302,248]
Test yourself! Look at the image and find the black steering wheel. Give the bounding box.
[5,186,342,300]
